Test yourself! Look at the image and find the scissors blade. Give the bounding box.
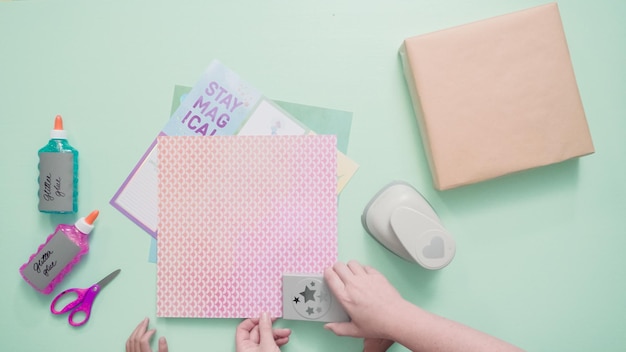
[96,269,121,289]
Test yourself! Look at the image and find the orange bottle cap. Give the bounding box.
[85,210,99,225]
[54,115,64,130]
[50,115,68,139]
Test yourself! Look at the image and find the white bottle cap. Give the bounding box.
[75,210,99,234]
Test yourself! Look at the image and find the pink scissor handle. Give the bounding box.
[51,285,101,327]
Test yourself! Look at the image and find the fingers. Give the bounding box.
[237,318,258,333]
[273,327,291,346]
[130,317,149,342]
[324,322,360,337]
[126,320,140,351]
[326,260,373,298]
[362,264,378,275]
[347,260,366,275]
[275,336,290,347]
[237,314,290,349]
[249,324,260,344]
[248,317,276,343]
[324,265,345,297]
[273,327,292,340]
[157,337,168,352]
[144,329,157,350]
[235,318,256,344]
[258,312,276,348]
[332,261,354,282]
[127,318,152,352]
[331,260,368,281]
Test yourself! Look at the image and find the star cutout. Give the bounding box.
[300,285,316,303]
[292,296,300,304]
[306,307,315,315]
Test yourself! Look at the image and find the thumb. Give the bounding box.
[258,312,276,347]
[324,322,361,337]
[158,337,168,352]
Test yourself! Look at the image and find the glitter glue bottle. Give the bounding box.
[38,115,78,213]
[19,210,99,294]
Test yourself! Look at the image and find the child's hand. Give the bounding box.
[236,312,291,352]
[126,318,168,352]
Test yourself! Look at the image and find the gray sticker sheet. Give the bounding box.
[38,152,74,212]
[21,230,81,290]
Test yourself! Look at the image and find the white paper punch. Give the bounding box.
[361,181,455,270]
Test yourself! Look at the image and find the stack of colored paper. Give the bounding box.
[110,60,355,318]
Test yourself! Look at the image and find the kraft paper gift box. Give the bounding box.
[399,3,594,190]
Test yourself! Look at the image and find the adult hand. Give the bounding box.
[364,338,395,352]
[323,260,414,340]
[236,312,291,352]
[126,318,168,352]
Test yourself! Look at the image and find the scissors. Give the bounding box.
[50,269,121,327]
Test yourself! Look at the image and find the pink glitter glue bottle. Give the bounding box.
[20,210,99,294]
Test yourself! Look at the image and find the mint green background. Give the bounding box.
[1,1,625,351]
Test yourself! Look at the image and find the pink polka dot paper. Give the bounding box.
[156,135,337,318]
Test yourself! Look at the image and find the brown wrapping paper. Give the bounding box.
[400,3,594,190]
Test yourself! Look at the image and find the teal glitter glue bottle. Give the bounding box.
[38,115,78,213]
[20,210,99,294]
